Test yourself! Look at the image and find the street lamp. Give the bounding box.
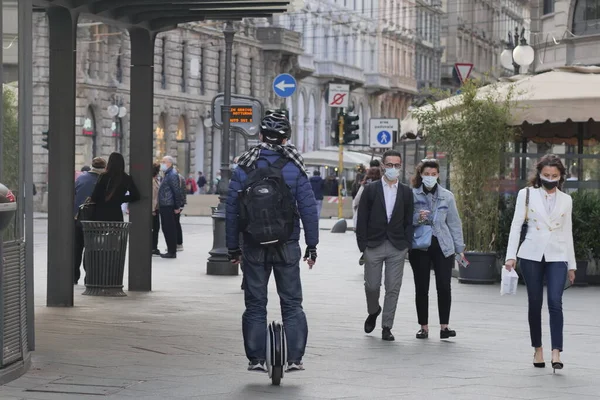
[500,27,534,75]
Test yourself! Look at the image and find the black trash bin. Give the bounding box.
[81,221,131,297]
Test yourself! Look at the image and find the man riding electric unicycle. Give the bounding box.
[226,110,319,385]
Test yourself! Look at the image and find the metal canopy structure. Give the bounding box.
[34,0,290,31]
[30,0,291,307]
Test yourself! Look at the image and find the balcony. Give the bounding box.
[364,72,391,95]
[314,60,365,88]
[389,75,418,94]
[293,53,315,79]
[256,27,303,55]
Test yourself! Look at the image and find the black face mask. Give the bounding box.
[540,179,559,190]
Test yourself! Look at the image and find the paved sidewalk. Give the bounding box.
[1,216,599,400]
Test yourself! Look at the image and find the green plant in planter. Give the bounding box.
[571,191,600,261]
[414,79,520,254]
[496,194,517,260]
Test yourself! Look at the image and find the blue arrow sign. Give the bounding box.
[377,130,391,145]
[273,73,297,98]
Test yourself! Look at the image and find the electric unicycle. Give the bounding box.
[266,320,287,385]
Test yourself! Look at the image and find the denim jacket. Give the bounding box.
[412,185,465,257]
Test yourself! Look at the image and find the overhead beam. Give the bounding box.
[112,2,289,19]
[130,8,287,24]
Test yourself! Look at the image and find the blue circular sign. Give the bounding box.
[377,130,391,145]
[273,73,297,98]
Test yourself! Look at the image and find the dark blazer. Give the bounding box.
[90,173,140,222]
[356,179,414,253]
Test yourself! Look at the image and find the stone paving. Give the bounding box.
[1,216,600,400]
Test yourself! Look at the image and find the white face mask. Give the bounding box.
[384,167,400,181]
[422,176,438,188]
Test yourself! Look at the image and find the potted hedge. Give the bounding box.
[571,191,600,286]
[415,79,519,284]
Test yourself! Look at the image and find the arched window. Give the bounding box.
[155,114,167,161]
[82,106,97,159]
[573,0,600,35]
[176,116,190,176]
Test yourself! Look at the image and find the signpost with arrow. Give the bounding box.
[273,73,297,98]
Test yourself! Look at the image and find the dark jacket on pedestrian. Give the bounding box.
[309,175,325,201]
[90,173,140,221]
[225,149,319,250]
[159,167,184,208]
[197,174,207,189]
[74,171,102,216]
[356,179,414,253]
[178,174,187,208]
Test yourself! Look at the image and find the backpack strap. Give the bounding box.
[271,157,289,170]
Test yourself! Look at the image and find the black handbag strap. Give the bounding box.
[524,188,530,222]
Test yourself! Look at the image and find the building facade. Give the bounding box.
[530,0,600,72]
[273,0,418,151]
[440,0,530,90]
[415,0,444,92]
[31,16,301,210]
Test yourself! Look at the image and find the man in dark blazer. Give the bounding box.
[356,149,414,341]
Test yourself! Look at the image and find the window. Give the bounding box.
[116,52,123,83]
[543,0,555,14]
[249,58,255,97]
[232,54,238,93]
[200,47,205,95]
[573,0,600,35]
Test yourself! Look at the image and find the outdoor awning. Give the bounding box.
[33,0,291,31]
[401,66,600,139]
[302,147,378,169]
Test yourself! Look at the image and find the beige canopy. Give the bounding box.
[302,147,379,169]
[401,65,600,137]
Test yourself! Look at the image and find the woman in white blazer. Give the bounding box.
[505,154,576,373]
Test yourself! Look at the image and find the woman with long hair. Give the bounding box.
[409,159,465,340]
[90,152,140,221]
[505,154,576,372]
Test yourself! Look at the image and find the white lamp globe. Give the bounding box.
[118,106,127,118]
[513,44,534,67]
[500,48,514,70]
[107,104,119,117]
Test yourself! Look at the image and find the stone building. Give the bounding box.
[272,0,418,152]
[31,15,300,210]
[530,0,600,72]
[440,0,531,90]
[415,0,444,92]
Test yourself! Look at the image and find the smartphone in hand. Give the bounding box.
[455,254,470,268]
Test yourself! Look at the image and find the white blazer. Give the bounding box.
[506,187,576,270]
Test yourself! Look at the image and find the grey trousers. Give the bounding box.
[364,240,407,329]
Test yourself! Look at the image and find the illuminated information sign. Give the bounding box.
[230,106,253,123]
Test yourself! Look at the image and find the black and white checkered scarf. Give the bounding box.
[237,142,307,176]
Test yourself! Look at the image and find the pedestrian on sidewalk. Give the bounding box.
[158,156,184,259]
[309,170,325,218]
[197,171,207,194]
[152,162,161,256]
[226,110,318,373]
[356,149,414,341]
[504,154,576,372]
[90,152,140,222]
[408,159,465,340]
[73,157,106,284]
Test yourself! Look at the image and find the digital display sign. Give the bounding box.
[230,106,253,124]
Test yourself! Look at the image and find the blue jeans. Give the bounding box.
[519,258,568,351]
[316,200,323,219]
[242,241,308,363]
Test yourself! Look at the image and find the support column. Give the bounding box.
[46,7,77,307]
[127,28,155,291]
[207,21,237,276]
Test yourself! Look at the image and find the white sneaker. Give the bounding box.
[248,360,267,372]
[286,361,304,372]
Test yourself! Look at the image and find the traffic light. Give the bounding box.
[42,129,49,150]
[343,113,360,144]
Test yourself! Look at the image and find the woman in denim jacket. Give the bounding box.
[409,159,465,340]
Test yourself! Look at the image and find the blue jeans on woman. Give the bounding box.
[519,258,568,351]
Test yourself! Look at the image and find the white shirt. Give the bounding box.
[541,188,557,216]
[382,179,398,223]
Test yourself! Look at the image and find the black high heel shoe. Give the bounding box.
[533,352,545,368]
[552,360,564,373]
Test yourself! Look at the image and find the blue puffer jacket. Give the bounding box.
[226,149,319,250]
[158,167,184,208]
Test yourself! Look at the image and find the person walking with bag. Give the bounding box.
[356,149,414,341]
[505,154,576,372]
[158,156,184,259]
[408,159,465,340]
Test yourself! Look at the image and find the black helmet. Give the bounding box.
[260,110,291,143]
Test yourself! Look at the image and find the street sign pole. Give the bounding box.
[337,110,344,219]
